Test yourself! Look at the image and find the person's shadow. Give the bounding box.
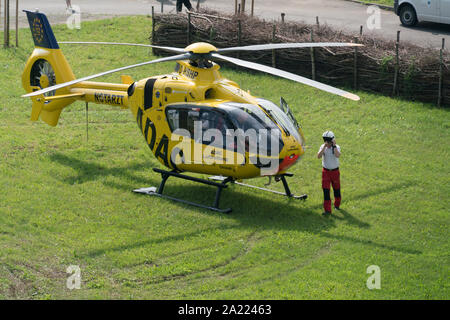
[328,208,370,229]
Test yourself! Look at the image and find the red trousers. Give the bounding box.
[322,168,341,212]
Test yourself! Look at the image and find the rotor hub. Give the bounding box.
[184,42,218,54]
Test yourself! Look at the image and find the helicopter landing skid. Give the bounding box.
[209,173,308,200]
[133,168,233,214]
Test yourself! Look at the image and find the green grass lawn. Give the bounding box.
[0,15,448,299]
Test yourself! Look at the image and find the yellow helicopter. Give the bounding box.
[22,10,361,213]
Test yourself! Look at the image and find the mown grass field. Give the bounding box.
[0,15,448,300]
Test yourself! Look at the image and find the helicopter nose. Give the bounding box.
[278,153,300,172]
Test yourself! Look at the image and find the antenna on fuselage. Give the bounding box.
[85,102,89,142]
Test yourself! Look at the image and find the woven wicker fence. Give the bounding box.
[150,8,449,107]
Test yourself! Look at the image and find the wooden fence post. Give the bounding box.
[196,0,200,11]
[7,0,9,46]
[438,38,445,107]
[281,13,285,23]
[316,16,319,26]
[310,29,316,81]
[353,36,358,90]
[209,26,215,42]
[187,12,191,45]
[235,0,237,15]
[15,0,18,47]
[237,19,241,58]
[251,0,254,17]
[4,0,9,48]
[160,0,163,13]
[241,0,246,13]
[393,31,400,96]
[2,0,4,48]
[3,0,6,48]
[272,24,276,67]
[151,6,155,55]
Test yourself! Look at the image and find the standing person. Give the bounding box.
[317,131,341,216]
[65,0,75,14]
[176,0,193,13]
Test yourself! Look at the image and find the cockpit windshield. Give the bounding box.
[219,102,279,132]
[219,102,284,156]
[256,98,303,145]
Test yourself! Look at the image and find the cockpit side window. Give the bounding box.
[166,105,234,148]
[220,102,279,131]
[166,107,197,137]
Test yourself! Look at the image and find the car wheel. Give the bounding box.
[400,5,418,26]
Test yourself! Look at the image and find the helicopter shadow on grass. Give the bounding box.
[108,178,336,234]
[51,152,337,258]
[49,152,158,187]
[103,180,421,256]
[49,153,420,256]
[64,156,339,236]
[47,153,329,234]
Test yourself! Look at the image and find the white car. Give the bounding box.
[394,0,450,26]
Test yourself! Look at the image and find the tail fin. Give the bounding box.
[22,10,76,126]
[25,10,60,50]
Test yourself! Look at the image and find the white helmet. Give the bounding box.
[322,131,335,141]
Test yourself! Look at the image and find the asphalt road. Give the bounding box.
[2,0,449,49]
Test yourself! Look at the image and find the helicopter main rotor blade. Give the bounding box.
[217,42,363,53]
[59,41,186,54]
[212,53,360,101]
[59,41,363,55]
[22,53,192,98]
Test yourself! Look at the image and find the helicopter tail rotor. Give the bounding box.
[22,10,78,126]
